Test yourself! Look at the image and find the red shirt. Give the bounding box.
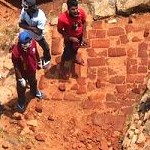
[12,40,39,76]
[57,8,86,38]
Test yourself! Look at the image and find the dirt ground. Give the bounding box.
[1,1,149,150]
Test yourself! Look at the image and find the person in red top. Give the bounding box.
[57,0,87,79]
[12,31,43,111]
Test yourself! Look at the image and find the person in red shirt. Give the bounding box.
[57,0,87,79]
[12,31,43,111]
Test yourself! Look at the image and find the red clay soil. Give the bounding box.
[1,1,150,150]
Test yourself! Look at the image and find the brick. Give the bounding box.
[92,20,103,29]
[76,77,87,85]
[139,58,148,65]
[52,90,63,101]
[107,27,125,36]
[82,99,96,109]
[126,75,136,83]
[96,30,106,38]
[138,42,148,57]
[97,67,108,78]
[120,35,129,44]
[64,93,82,101]
[87,48,97,57]
[87,57,106,67]
[108,47,126,57]
[108,68,117,75]
[127,65,137,74]
[88,29,96,39]
[109,76,125,84]
[116,85,127,93]
[91,39,110,48]
[97,49,107,57]
[125,25,134,33]
[51,38,63,55]
[39,75,48,90]
[135,75,145,83]
[138,66,147,73]
[87,68,96,80]
[70,84,78,91]
[88,92,105,101]
[87,82,96,91]
[132,36,142,42]
[77,85,87,94]
[127,47,137,57]
[106,93,117,102]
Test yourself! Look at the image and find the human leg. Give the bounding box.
[28,73,43,99]
[37,37,51,68]
[16,80,26,110]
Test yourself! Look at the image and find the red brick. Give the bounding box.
[108,47,126,57]
[87,57,106,67]
[87,48,97,57]
[138,42,148,57]
[82,99,96,110]
[77,85,87,94]
[74,63,81,78]
[97,67,108,77]
[135,75,145,83]
[92,20,103,29]
[87,82,96,91]
[105,102,122,109]
[138,66,147,73]
[70,84,78,91]
[109,76,125,84]
[88,29,96,39]
[126,75,136,83]
[88,92,105,101]
[87,68,96,80]
[64,93,82,101]
[127,65,137,74]
[116,85,127,93]
[132,36,142,42]
[96,30,106,38]
[39,75,49,90]
[108,68,117,75]
[107,27,125,36]
[91,39,110,48]
[120,35,129,44]
[106,93,117,102]
[98,49,107,57]
[76,77,87,85]
[127,47,137,57]
[52,90,63,101]
[125,24,134,33]
[139,58,148,65]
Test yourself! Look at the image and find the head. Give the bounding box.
[18,31,32,51]
[67,0,79,18]
[22,0,37,14]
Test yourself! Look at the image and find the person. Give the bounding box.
[57,0,87,79]
[11,31,44,111]
[19,0,51,69]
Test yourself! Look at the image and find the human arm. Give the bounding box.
[19,20,42,35]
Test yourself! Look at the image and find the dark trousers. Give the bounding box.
[16,73,37,106]
[37,37,51,61]
[62,36,82,61]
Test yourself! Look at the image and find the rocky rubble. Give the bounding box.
[122,78,150,150]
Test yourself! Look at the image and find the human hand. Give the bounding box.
[69,37,80,43]
[80,38,87,46]
[18,78,26,87]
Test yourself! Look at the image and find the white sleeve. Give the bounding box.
[37,10,47,30]
[20,8,25,21]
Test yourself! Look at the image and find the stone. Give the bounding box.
[27,120,38,127]
[35,133,47,142]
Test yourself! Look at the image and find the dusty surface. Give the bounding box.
[0,1,150,150]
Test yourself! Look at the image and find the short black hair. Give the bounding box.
[67,0,78,8]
